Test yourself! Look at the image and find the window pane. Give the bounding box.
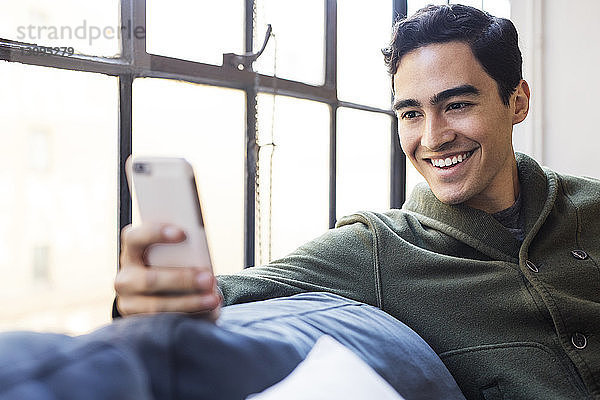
[255,95,329,265]
[0,0,120,57]
[132,78,245,275]
[254,0,325,85]
[336,108,391,219]
[406,159,427,200]
[0,63,118,334]
[408,0,447,16]
[147,0,244,66]
[338,0,392,109]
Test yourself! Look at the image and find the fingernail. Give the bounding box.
[196,273,211,286]
[162,226,181,240]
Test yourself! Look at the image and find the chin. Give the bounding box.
[430,187,470,206]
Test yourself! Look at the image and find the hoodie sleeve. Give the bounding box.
[217,215,380,308]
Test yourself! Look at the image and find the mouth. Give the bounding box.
[427,150,475,170]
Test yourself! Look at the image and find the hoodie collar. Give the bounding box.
[403,153,558,262]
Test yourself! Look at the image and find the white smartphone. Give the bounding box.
[125,156,212,269]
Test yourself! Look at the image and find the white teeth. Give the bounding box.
[430,151,472,168]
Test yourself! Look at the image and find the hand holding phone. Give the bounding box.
[126,156,212,268]
[114,157,221,318]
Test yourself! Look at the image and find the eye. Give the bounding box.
[446,102,471,111]
[400,110,422,120]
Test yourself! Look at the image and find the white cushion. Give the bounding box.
[247,335,405,400]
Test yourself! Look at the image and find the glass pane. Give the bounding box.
[147,0,244,66]
[254,0,325,85]
[0,0,120,57]
[0,63,118,334]
[133,79,245,275]
[255,95,329,265]
[338,0,393,109]
[408,0,448,16]
[405,158,427,199]
[336,108,390,219]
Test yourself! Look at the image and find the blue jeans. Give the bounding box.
[0,293,464,400]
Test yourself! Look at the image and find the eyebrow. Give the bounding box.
[393,84,481,111]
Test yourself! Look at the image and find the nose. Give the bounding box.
[420,114,456,151]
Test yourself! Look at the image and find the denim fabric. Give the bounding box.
[0,293,464,400]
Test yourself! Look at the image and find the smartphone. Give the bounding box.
[125,156,212,269]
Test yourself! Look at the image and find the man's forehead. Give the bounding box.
[392,42,490,103]
[395,41,478,70]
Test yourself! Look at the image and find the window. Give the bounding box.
[146,0,244,66]
[254,0,325,85]
[336,108,391,219]
[28,129,51,172]
[0,62,118,334]
[132,78,246,274]
[255,95,330,264]
[338,1,395,109]
[0,0,406,333]
[32,245,51,283]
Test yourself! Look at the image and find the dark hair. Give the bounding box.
[382,4,522,105]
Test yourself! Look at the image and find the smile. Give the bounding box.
[429,150,474,168]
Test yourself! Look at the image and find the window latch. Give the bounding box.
[222,24,272,71]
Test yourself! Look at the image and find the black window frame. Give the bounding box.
[0,0,408,269]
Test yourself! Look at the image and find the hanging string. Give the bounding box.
[252,0,264,266]
[266,32,277,263]
[253,0,277,265]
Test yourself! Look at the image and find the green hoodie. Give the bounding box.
[218,153,600,399]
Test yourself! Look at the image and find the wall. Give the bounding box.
[512,0,600,179]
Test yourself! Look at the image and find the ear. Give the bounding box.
[512,79,530,125]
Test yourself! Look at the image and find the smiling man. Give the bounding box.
[115,4,600,399]
[392,41,529,213]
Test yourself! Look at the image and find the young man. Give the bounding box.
[115,4,600,399]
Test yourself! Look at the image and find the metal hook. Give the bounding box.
[223,24,273,71]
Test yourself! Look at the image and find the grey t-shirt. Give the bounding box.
[492,193,525,242]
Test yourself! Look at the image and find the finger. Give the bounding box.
[202,284,223,322]
[115,265,214,296]
[116,292,221,315]
[121,223,185,263]
[120,223,186,264]
[201,304,222,322]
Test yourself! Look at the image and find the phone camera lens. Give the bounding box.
[133,163,150,174]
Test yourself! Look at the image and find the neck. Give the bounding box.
[465,156,520,214]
